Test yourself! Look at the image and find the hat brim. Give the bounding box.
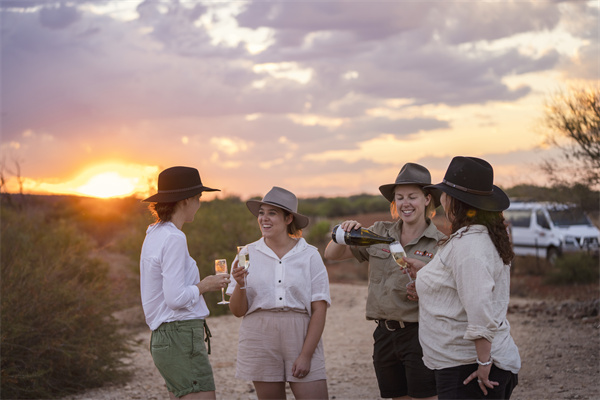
[142,186,220,203]
[426,182,509,212]
[246,200,310,229]
[379,183,441,208]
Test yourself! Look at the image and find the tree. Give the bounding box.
[540,86,600,188]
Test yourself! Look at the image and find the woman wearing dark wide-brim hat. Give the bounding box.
[324,163,445,400]
[407,156,521,400]
[140,166,229,400]
[226,186,331,400]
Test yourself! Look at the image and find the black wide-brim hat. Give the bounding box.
[379,163,441,207]
[426,156,509,212]
[142,166,220,203]
[246,186,310,229]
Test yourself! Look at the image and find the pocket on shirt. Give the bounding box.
[366,244,393,283]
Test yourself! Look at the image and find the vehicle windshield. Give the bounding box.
[548,208,592,227]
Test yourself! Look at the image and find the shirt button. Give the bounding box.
[279,261,282,264]
[279,297,282,300]
[278,280,282,283]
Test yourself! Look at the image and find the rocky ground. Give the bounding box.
[66,281,599,400]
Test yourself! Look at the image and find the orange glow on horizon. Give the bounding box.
[76,172,137,198]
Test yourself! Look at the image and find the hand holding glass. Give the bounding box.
[390,241,414,287]
[236,246,250,289]
[215,259,229,305]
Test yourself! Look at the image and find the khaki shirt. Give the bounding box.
[351,219,445,322]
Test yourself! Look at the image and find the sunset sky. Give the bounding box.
[1,1,598,200]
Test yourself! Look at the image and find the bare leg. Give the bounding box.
[289,379,328,400]
[253,381,287,400]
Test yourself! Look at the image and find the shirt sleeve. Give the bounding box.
[451,234,499,342]
[310,251,331,306]
[161,233,200,310]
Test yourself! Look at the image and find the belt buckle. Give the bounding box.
[384,320,397,331]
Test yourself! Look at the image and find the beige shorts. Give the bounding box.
[236,310,327,383]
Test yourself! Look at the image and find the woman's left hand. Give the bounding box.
[404,257,426,279]
[463,365,498,396]
[292,354,311,379]
[406,281,419,302]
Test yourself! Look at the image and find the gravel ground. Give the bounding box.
[65,283,600,400]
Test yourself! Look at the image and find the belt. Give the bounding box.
[376,319,416,331]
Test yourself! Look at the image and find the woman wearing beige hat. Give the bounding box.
[408,157,520,399]
[324,163,445,400]
[140,166,230,400]
[227,186,331,400]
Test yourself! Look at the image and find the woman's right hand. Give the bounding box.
[404,257,426,279]
[339,220,361,231]
[230,258,247,287]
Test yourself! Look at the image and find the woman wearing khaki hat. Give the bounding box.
[227,186,331,400]
[325,163,445,400]
[140,166,229,400]
[408,157,520,399]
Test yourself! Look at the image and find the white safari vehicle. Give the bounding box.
[504,201,600,262]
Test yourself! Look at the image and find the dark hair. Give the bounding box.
[149,202,177,223]
[282,210,303,238]
[442,196,514,264]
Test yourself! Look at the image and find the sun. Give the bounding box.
[76,171,138,198]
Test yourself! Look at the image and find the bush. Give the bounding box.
[544,253,600,285]
[0,207,131,399]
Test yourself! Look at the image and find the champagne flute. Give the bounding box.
[236,246,250,289]
[389,241,414,287]
[215,259,229,305]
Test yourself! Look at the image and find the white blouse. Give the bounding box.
[140,222,209,331]
[416,225,521,373]
[227,237,331,315]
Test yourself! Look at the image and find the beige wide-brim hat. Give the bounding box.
[246,186,309,229]
[378,163,441,207]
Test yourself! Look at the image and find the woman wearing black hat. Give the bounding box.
[140,166,229,400]
[324,163,445,400]
[227,186,331,400]
[408,157,521,399]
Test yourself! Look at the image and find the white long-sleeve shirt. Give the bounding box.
[140,222,209,331]
[226,237,331,315]
[416,225,521,373]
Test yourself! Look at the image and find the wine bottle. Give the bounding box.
[331,224,394,246]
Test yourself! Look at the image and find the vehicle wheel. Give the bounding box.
[547,247,560,265]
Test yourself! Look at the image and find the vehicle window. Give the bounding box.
[504,210,531,227]
[548,208,592,227]
[536,210,551,229]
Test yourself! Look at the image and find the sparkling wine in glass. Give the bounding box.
[236,246,250,289]
[389,241,414,287]
[215,259,229,305]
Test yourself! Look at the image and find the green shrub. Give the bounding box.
[1,207,131,399]
[543,252,600,285]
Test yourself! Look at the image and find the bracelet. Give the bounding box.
[476,357,493,366]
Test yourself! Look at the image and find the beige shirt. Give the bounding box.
[351,219,445,322]
[416,225,521,373]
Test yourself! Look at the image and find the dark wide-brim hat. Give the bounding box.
[426,156,509,212]
[379,163,441,207]
[246,186,310,229]
[142,166,220,203]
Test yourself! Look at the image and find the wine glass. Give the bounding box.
[214,259,229,305]
[236,246,250,289]
[389,241,414,287]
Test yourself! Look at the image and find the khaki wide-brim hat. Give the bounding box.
[246,186,309,229]
[142,166,220,203]
[378,163,441,207]
[426,156,509,212]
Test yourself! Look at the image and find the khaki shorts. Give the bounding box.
[236,310,327,382]
[150,319,215,397]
